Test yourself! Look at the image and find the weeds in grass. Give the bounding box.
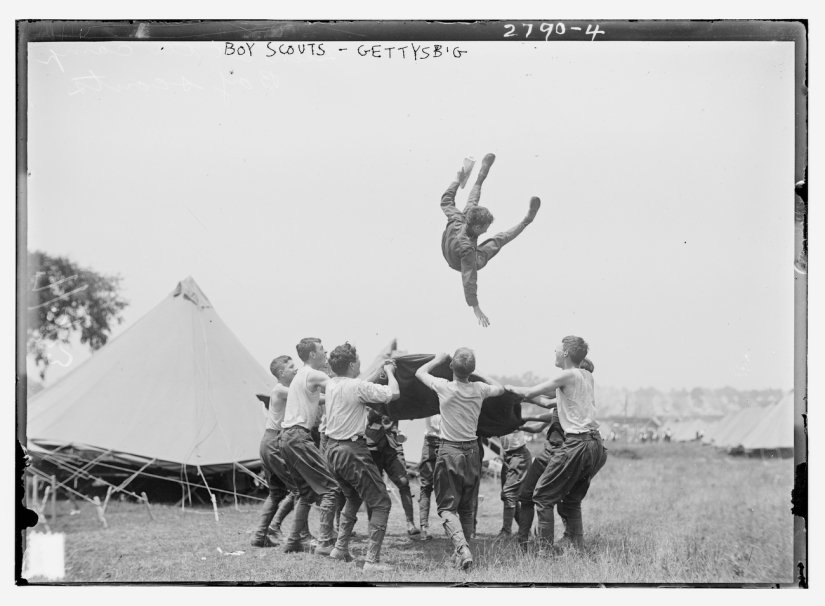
[25,443,794,584]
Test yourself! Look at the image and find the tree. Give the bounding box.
[27,251,128,379]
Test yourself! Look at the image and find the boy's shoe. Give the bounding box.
[267,526,283,542]
[524,197,541,224]
[420,527,433,541]
[553,535,584,555]
[455,546,474,570]
[250,535,278,548]
[282,538,313,554]
[329,547,353,562]
[494,529,513,541]
[313,541,335,557]
[477,153,496,181]
[407,521,421,537]
[363,561,393,572]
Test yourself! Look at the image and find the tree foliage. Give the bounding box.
[27,251,128,379]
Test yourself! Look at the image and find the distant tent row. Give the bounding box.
[668,391,795,456]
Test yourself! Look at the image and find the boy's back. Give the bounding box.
[428,378,495,442]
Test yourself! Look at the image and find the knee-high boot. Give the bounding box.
[282,501,313,553]
[314,507,337,556]
[363,508,393,572]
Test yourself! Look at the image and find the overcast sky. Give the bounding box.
[26,39,796,391]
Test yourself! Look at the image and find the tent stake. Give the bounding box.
[93,496,108,529]
[141,492,155,521]
[210,493,219,523]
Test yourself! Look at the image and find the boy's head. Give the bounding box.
[465,206,494,237]
[555,336,589,368]
[296,337,326,368]
[270,355,298,384]
[580,357,595,373]
[329,342,360,377]
[450,347,476,379]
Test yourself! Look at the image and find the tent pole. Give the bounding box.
[50,475,57,525]
[232,463,239,512]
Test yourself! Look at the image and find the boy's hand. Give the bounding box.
[472,305,490,328]
[457,168,467,183]
[434,352,450,364]
[383,362,396,374]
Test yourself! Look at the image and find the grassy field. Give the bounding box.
[24,442,796,585]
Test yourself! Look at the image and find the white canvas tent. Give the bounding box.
[713,406,765,449]
[741,390,794,453]
[28,277,275,475]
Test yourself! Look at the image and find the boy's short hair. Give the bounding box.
[580,357,595,373]
[269,355,292,377]
[452,347,476,379]
[465,206,494,228]
[329,342,357,376]
[296,337,322,362]
[562,336,589,365]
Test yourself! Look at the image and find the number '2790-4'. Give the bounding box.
[503,23,605,41]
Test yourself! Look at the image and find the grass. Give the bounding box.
[24,442,795,585]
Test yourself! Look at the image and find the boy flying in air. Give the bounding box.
[440,154,541,327]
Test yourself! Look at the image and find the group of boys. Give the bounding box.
[252,334,606,572]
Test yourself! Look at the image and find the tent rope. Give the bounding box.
[33,449,266,502]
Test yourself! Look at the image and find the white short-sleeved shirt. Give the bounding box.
[265,385,288,431]
[426,378,495,442]
[424,414,442,438]
[556,368,599,434]
[500,430,526,452]
[324,377,394,441]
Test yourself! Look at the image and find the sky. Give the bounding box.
[25,38,796,392]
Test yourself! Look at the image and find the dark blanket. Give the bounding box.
[368,354,524,438]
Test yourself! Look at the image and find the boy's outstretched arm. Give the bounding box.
[519,421,550,433]
[458,252,487,327]
[471,371,505,397]
[521,413,554,424]
[307,368,331,393]
[525,395,557,410]
[506,371,574,400]
[415,352,450,389]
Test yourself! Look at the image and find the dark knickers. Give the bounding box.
[325,437,392,513]
[279,425,340,509]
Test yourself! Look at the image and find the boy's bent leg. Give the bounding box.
[434,442,470,556]
[476,222,528,270]
[533,439,590,549]
[269,491,295,538]
[279,426,340,553]
[252,467,287,547]
[555,437,605,552]
[461,154,495,212]
[457,442,480,544]
[516,443,550,546]
[384,444,419,533]
[441,181,465,223]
